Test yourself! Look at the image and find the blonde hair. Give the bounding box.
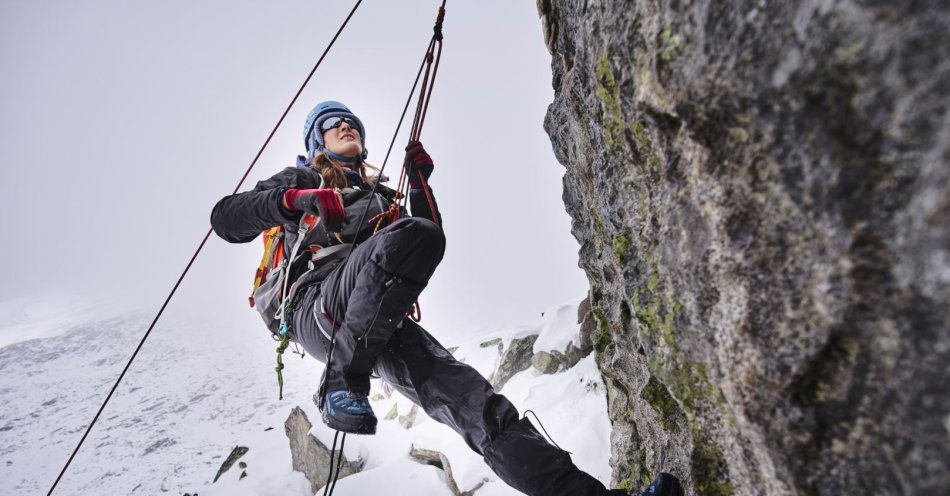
[310,152,380,189]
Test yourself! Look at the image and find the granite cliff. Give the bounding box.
[538,0,949,494]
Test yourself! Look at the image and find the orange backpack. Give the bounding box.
[248,215,318,309]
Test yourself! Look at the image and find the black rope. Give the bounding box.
[313,12,448,495]
[323,431,342,496]
[44,2,365,494]
[345,37,435,240]
[317,30,440,476]
[313,10,442,403]
[327,432,348,495]
[523,409,572,454]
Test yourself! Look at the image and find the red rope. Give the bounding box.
[374,1,446,233]
[389,1,447,316]
[402,3,445,222]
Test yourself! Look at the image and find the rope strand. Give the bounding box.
[322,430,341,496]
[523,409,572,454]
[327,433,348,495]
[44,2,365,494]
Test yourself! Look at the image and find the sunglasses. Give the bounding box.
[320,116,360,133]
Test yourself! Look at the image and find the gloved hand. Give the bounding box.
[282,188,345,231]
[405,141,434,188]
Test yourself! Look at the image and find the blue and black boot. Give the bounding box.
[628,473,683,496]
[317,390,378,435]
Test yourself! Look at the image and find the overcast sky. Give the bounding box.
[0,0,587,343]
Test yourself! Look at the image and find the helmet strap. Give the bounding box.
[322,148,364,164]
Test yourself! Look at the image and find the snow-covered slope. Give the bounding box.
[0,297,610,495]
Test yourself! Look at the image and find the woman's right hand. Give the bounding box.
[282,189,345,231]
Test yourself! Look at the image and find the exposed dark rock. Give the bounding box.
[533,300,596,374]
[284,407,361,493]
[212,446,248,483]
[479,337,504,355]
[577,295,595,351]
[142,437,176,456]
[488,334,539,390]
[409,445,489,496]
[539,0,950,494]
[563,340,592,368]
[532,343,593,375]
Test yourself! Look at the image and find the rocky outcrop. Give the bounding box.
[385,402,399,420]
[534,299,597,374]
[531,350,561,374]
[399,404,420,429]
[539,0,949,494]
[212,446,248,483]
[409,446,489,496]
[531,341,592,375]
[284,407,361,493]
[488,334,539,390]
[479,337,503,354]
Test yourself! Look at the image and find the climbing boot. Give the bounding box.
[628,473,683,496]
[317,390,378,435]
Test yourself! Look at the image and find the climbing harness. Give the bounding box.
[45,2,365,494]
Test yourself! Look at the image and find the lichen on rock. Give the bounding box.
[538,0,950,493]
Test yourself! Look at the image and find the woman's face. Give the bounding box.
[322,119,363,159]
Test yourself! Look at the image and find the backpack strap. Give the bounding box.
[249,227,285,307]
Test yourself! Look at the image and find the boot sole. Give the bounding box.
[321,406,378,435]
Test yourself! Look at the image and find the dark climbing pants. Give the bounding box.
[289,217,614,496]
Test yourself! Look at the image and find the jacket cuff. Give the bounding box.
[271,187,298,222]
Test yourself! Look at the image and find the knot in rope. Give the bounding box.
[276,334,291,399]
[433,6,445,40]
[277,336,290,353]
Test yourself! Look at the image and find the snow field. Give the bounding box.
[1,296,611,495]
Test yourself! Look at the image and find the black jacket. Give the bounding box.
[211,165,442,284]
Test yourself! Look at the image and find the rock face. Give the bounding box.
[284,407,361,493]
[538,1,949,494]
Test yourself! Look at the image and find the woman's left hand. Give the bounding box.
[405,141,434,187]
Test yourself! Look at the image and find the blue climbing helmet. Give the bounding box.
[303,100,368,163]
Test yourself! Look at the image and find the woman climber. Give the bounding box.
[210,101,683,496]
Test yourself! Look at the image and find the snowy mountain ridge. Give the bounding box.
[0,296,611,495]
